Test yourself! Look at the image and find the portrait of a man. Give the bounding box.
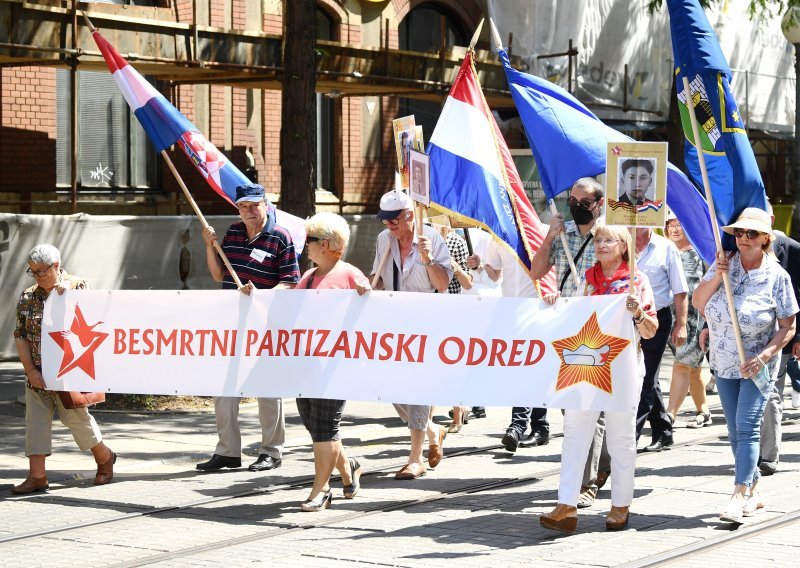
[618,158,655,206]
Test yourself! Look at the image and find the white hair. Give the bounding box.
[305,212,351,252]
[28,244,61,265]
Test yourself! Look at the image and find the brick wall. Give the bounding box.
[0,67,58,201]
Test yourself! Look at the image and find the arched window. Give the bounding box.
[398,3,467,147]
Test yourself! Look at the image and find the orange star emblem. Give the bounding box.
[551,312,631,394]
[48,304,108,380]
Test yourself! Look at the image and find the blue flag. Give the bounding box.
[667,0,767,247]
[497,47,717,263]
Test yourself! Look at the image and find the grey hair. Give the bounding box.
[28,244,61,265]
[305,212,351,253]
[572,177,604,199]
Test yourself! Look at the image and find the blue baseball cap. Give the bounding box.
[234,183,265,204]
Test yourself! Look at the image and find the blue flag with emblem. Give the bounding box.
[667,0,767,246]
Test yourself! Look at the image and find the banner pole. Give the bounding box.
[161,150,245,290]
[371,246,392,289]
[681,76,745,364]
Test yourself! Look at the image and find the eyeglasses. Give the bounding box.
[381,217,401,226]
[306,236,321,243]
[26,264,53,277]
[568,196,597,211]
[594,238,619,246]
[733,228,763,240]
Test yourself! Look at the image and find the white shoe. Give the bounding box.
[719,496,745,524]
[742,493,765,517]
[792,390,800,409]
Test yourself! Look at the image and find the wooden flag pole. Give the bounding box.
[371,243,392,289]
[681,76,745,364]
[161,150,245,289]
[629,227,637,285]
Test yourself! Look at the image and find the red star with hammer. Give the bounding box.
[49,304,108,380]
[551,312,631,394]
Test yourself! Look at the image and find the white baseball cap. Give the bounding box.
[377,189,412,221]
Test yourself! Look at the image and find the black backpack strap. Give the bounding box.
[560,233,593,292]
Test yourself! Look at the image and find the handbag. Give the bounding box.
[57,391,106,409]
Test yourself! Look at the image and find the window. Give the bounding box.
[316,6,336,194]
[56,69,157,191]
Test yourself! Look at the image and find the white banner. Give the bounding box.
[41,290,642,412]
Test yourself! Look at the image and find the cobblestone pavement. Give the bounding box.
[1,358,799,567]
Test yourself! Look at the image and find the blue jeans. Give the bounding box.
[715,374,768,487]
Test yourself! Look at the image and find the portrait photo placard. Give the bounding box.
[409,149,430,206]
[605,141,668,228]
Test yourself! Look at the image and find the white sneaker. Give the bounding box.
[742,493,766,517]
[792,390,800,409]
[719,496,745,524]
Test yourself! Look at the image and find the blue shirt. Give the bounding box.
[636,232,688,310]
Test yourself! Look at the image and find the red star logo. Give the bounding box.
[612,145,623,156]
[551,312,631,394]
[48,304,108,380]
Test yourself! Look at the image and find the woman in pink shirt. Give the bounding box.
[295,212,370,511]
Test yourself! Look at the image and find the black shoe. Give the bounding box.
[519,431,550,448]
[638,434,674,453]
[248,454,282,471]
[759,461,778,476]
[471,407,487,419]
[501,430,520,453]
[196,454,241,471]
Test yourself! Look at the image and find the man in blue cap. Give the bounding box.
[197,183,300,472]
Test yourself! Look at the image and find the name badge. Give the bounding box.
[250,249,268,262]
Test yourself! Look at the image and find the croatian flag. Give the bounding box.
[90,30,305,248]
[428,51,556,295]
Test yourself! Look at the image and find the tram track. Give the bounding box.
[5,413,800,566]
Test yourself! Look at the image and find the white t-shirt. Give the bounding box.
[483,239,539,299]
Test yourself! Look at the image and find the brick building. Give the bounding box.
[0,0,492,216]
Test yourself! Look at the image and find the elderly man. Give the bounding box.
[197,183,300,472]
[635,228,688,452]
[369,189,452,480]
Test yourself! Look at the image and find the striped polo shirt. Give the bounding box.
[220,215,300,290]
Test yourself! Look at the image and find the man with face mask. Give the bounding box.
[530,176,608,509]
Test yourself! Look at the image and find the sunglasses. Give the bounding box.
[381,217,402,226]
[306,236,321,243]
[26,264,54,277]
[733,228,763,240]
[568,196,597,211]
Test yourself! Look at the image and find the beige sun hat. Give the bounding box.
[721,207,774,241]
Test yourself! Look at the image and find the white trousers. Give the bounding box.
[558,409,637,507]
[213,396,284,459]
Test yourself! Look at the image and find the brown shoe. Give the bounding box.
[428,426,447,468]
[540,503,578,533]
[595,470,610,489]
[12,475,49,494]
[395,462,426,480]
[606,505,630,531]
[94,451,117,486]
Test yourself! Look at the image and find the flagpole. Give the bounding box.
[681,75,746,364]
[161,150,244,289]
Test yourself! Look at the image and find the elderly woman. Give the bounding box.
[294,212,369,511]
[664,215,712,428]
[693,208,798,523]
[12,244,115,494]
[540,225,658,532]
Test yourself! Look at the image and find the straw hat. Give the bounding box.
[721,207,774,241]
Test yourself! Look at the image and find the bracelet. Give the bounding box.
[756,354,766,367]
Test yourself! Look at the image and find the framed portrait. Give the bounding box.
[392,116,416,189]
[409,149,430,206]
[605,141,668,228]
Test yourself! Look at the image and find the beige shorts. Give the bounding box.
[25,387,103,456]
[393,403,431,430]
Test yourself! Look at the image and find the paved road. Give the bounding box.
[1,359,799,567]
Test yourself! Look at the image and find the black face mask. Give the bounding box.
[570,204,595,225]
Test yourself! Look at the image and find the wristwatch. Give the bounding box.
[421,258,434,266]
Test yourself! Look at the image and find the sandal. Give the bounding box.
[342,457,363,499]
[577,485,596,509]
[301,489,332,512]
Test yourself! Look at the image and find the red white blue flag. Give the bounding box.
[428,51,555,295]
[90,30,305,246]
